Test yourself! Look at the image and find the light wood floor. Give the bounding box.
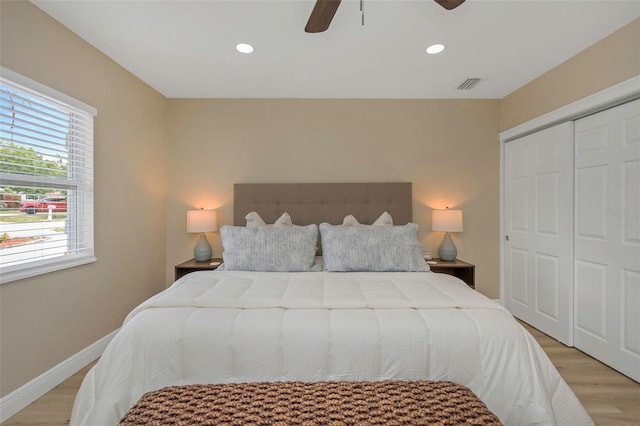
[520,322,640,425]
[3,322,639,425]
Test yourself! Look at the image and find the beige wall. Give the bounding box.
[0,1,169,397]
[500,18,640,131]
[166,99,501,297]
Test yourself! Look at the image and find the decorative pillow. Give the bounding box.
[245,211,292,227]
[373,211,393,226]
[221,224,318,271]
[342,214,360,226]
[245,211,267,227]
[319,222,429,272]
[342,212,393,226]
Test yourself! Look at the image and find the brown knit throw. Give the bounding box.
[119,380,502,425]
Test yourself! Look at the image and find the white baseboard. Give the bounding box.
[0,329,119,423]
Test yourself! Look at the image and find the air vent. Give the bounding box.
[457,78,481,90]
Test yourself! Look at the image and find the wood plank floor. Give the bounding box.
[3,322,639,425]
[520,322,640,425]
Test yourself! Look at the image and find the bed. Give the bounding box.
[70,183,592,425]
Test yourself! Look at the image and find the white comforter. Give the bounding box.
[71,271,592,425]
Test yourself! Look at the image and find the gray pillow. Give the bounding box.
[319,222,429,272]
[221,224,318,271]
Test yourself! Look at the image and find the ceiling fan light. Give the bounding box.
[236,43,254,54]
[426,44,445,55]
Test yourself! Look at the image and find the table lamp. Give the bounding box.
[187,208,218,262]
[432,208,463,261]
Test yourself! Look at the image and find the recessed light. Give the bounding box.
[236,43,254,54]
[426,44,445,55]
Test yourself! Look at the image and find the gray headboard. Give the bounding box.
[233,183,412,226]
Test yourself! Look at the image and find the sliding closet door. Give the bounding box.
[574,99,640,381]
[504,122,574,345]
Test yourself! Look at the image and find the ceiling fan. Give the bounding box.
[305,0,465,33]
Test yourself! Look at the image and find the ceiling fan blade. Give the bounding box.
[305,0,342,33]
[434,0,465,10]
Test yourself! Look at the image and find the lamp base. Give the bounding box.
[438,233,457,261]
[194,234,212,262]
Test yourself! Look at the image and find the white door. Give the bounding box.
[574,99,640,381]
[504,122,574,345]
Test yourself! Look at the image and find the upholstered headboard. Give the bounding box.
[233,183,412,226]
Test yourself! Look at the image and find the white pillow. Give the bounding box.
[245,211,292,227]
[245,211,267,227]
[342,212,393,226]
[342,214,360,226]
[373,211,393,226]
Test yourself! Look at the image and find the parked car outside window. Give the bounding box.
[18,196,67,214]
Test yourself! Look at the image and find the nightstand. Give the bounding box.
[428,258,475,289]
[175,258,223,281]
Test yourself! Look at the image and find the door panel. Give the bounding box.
[536,253,559,320]
[574,99,640,381]
[536,172,560,235]
[624,160,640,244]
[622,269,640,358]
[504,122,574,345]
[509,247,529,306]
[575,259,608,340]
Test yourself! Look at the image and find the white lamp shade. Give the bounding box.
[187,209,218,233]
[432,209,463,232]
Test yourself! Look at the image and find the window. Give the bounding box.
[0,68,96,283]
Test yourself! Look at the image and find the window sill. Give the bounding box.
[0,255,97,284]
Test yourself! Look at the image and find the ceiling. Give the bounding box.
[31,0,640,99]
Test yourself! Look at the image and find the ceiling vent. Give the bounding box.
[457,78,481,90]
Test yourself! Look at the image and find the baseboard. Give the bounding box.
[0,329,119,423]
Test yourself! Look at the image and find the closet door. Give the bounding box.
[504,122,574,345]
[574,99,640,381]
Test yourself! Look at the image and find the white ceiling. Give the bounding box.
[32,0,640,99]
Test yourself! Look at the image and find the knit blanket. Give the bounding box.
[119,380,502,425]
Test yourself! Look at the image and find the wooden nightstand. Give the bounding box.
[428,258,475,289]
[175,258,223,281]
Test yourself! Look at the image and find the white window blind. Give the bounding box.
[0,69,96,283]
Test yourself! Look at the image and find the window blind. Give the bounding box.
[0,70,96,283]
